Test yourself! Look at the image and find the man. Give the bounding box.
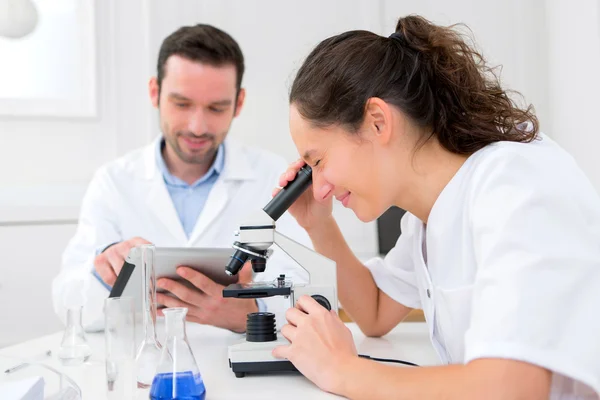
[52,24,309,332]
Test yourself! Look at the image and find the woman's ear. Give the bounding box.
[364,97,393,145]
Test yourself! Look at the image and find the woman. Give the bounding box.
[271,15,600,399]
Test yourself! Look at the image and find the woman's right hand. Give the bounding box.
[274,159,333,231]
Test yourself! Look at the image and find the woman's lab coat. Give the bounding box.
[52,138,310,330]
[366,134,600,398]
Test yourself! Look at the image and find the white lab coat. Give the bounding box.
[366,134,600,399]
[52,137,311,331]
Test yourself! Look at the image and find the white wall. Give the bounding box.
[545,0,600,191]
[0,0,150,188]
[382,0,550,132]
[0,0,567,346]
[0,224,76,347]
[0,0,153,346]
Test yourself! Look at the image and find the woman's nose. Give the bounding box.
[312,173,334,201]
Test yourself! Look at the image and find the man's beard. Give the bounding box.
[167,131,219,165]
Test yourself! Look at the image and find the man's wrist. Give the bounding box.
[231,299,259,333]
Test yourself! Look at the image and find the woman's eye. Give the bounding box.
[314,160,321,167]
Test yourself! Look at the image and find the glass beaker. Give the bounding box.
[57,306,92,366]
[135,244,162,388]
[149,308,206,400]
[1,358,82,400]
[104,296,136,399]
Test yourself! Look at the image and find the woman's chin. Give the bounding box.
[351,206,378,223]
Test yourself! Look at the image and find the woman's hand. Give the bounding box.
[272,295,358,394]
[274,159,333,231]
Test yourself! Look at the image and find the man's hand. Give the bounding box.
[94,237,151,286]
[156,262,257,333]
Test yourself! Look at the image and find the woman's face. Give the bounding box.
[289,104,398,222]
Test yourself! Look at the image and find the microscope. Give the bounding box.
[222,165,338,377]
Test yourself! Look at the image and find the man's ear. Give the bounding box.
[234,88,246,117]
[149,77,159,108]
[364,97,392,145]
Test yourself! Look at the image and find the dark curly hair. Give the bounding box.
[290,15,538,155]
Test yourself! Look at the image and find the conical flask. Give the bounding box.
[58,306,92,366]
[135,244,162,388]
[149,307,206,400]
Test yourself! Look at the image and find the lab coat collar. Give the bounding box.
[141,136,257,182]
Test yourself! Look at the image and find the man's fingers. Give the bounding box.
[156,294,203,324]
[94,254,117,286]
[295,295,326,315]
[97,265,117,286]
[114,240,134,257]
[272,344,291,360]
[157,278,205,305]
[105,250,125,276]
[177,267,223,297]
[238,262,253,284]
[129,237,152,246]
[156,292,188,309]
[116,237,151,259]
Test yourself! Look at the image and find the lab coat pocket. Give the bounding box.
[433,285,474,364]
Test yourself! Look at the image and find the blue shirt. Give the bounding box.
[155,139,225,238]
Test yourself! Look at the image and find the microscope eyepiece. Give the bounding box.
[263,165,312,221]
[226,166,312,278]
[225,244,250,276]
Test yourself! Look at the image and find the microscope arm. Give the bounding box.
[272,230,336,290]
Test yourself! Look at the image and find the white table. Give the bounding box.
[0,322,440,399]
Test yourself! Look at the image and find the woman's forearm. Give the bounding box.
[306,216,401,333]
[336,357,551,400]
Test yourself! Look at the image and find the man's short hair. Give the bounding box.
[157,24,245,94]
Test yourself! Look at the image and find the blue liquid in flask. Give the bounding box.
[149,371,206,400]
[150,308,206,400]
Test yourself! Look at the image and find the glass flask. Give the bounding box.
[135,244,162,388]
[149,308,206,400]
[104,296,136,399]
[57,306,92,366]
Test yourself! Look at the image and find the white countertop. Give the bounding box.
[0,322,439,399]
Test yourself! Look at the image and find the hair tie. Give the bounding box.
[389,32,406,45]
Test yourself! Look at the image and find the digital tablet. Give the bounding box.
[108,247,239,305]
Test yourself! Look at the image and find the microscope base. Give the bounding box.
[228,338,298,378]
[229,360,296,378]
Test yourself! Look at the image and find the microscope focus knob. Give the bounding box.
[311,295,332,311]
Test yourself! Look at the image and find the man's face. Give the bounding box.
[149,55,245,165]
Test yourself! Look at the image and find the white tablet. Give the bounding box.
[109,246,238,306]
